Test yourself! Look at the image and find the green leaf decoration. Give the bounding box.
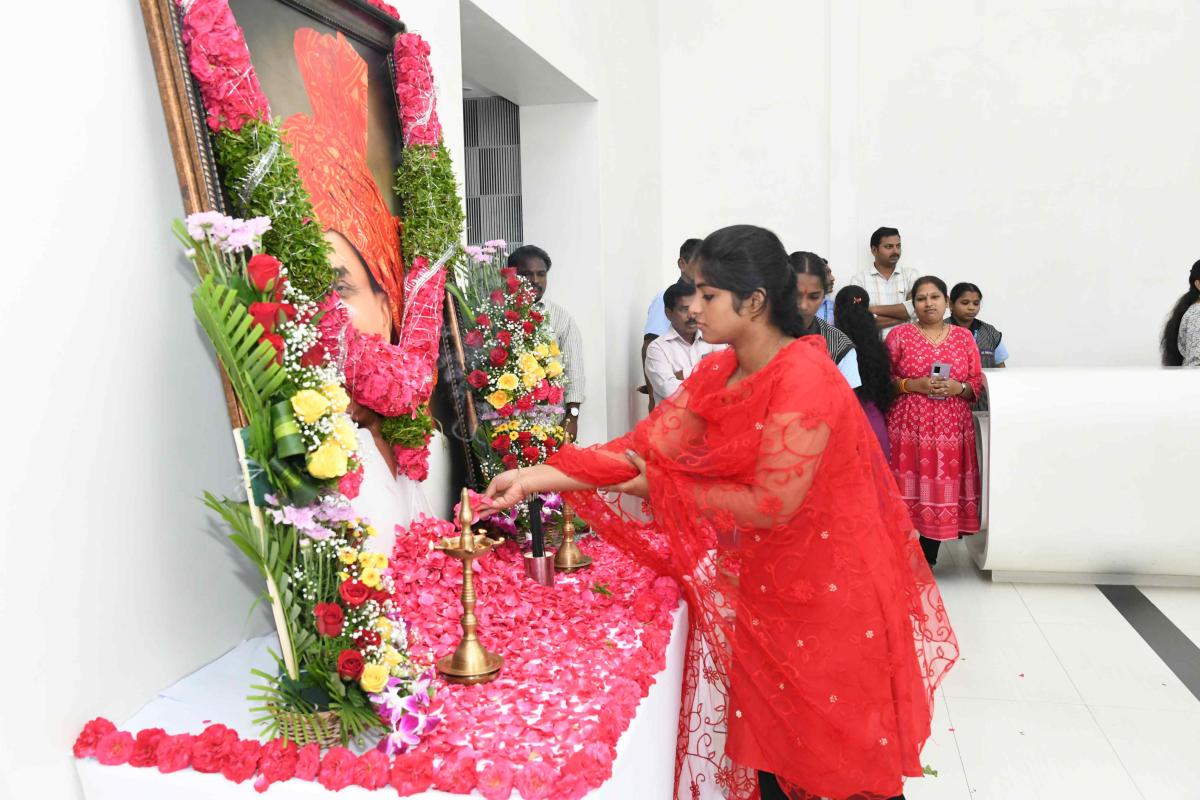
[394,141,464,272]
[380,411,435,449]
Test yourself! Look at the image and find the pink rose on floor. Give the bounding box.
[220,739,261,783]
[514,761,560,800]
[318,746,357,791]
[254,739,298,793]
[476,757,515,800]
[128,728,167,768]
[294,743,321,781]
[73,717,116,759]
[155,734,195,773]
[632,590,659,623]
[95,731,135,766]
[353,749,390,789]
[191,723,239,773]
[389,750,435,794]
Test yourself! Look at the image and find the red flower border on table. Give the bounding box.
[74,517,683,798]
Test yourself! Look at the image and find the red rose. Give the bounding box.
[503,310,521,323]
[154,733,195,774]
[467,370,490,389]
[544,440,557,455]
[497,404,515,418]
[517,395,535,412]
[530,310,545,323]
[313,602,345,637]
[522,446,541,462]
[490,290,505,304]
[192,723,238,773]
[254,739,299,792]
[518,431,533,443]
[465,329,485,348]
[247,253,282,292]
[389,751,435,794]
[96,731,135,766]
[491,434,509,452]
[522,321,536,334]
[496,330,513,347]
[220,739,261,783]
[502,454,519,470]
[339,579,370,607]
[506,277,521,293]
[352,629,381,649]
[476,313,491,327]
[489,347,509,367]
[500,267,518,280]
[370,588,390,603]
[300,342,326,367]
[259,332,284,364]
[548,386,565,404]
[294,743,321,781]
[318,746,358,791]
[248,302,297,334]
[73,717,117,759]
[129,728,166,768]
[337,649,365,680]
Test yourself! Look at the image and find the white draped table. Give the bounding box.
[77,604,687,799]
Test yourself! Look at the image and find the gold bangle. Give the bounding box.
[900,378,910,394]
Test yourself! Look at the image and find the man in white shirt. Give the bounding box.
[846,227,921,331]
[644,281,723,404]
[508,245,585,441]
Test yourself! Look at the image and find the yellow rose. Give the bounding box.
[497,373,519,391]
[359,663,390,693]
[383,647,403,667]
[332,416,358,451]
[338,571,349,581]
[365,525,378,538]
[486,390,511,410]
[517,353,539,373]
[546,360,564,378]
[534,343,550,359]
[363,553,386,571]
[360,567,381,589]
[291,389,330,424]
[549,341,561,357]
[321,383,351,414]
[522,371,540,388]
[307,440,348,479]
[339,548,358,565]
[375,618,393,638]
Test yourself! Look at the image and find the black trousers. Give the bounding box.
[919,535,941,565]
[758,771,904,800]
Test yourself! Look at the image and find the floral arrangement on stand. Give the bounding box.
[176,212,434,746]
[452,242,568,481]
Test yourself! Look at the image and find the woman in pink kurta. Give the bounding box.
[885,275,983,565]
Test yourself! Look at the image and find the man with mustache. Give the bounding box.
[643,280,722,405]
[847,226,921,332]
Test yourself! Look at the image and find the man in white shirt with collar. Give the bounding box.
[644,280,723,404]
[846,226,921,331]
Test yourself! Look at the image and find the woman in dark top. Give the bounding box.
[834,285,896,459]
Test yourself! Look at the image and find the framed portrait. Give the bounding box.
[140,0,478,486]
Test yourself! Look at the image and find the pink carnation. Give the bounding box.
[191,723,239,773]
[254,739,299,793]
[353,749,390,789]
[476,757,515,800]
[318,746,357,791]
[294,742,321,781]
[389,750,435,795]
[95,731,135,766]
[434,751,477,794]
[514,761,560,800]
[129,728,167,768]
[155,734,195,774]
[73,717,116,759]
[220,739,261,783]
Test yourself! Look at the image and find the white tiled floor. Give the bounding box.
[904,540,1200,800]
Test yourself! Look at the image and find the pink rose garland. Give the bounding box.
[393,34,443,146]
[177,0,270,131]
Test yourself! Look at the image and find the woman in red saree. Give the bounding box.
[486,226,958,800]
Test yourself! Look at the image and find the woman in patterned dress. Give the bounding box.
[885,276,983,565]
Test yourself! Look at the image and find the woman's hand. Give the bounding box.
[601,450,650,500]
[906,376,934,395]
[484,469,531,511]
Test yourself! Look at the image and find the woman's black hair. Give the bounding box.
[696,225,804,337]
[787,251,828,280]
[834,285,897,413]
[1161,260,1200,366]
[950,282,983,302]
[911,275,949,298]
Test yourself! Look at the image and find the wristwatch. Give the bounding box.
[567,407,580,418]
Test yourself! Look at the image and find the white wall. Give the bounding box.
[0,4,272,799]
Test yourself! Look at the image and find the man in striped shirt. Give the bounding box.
[508,245,586,441]
[846,227,921,332]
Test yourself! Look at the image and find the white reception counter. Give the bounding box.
[968,367,1200,585]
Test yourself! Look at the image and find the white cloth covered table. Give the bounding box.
[77,604,687,799]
